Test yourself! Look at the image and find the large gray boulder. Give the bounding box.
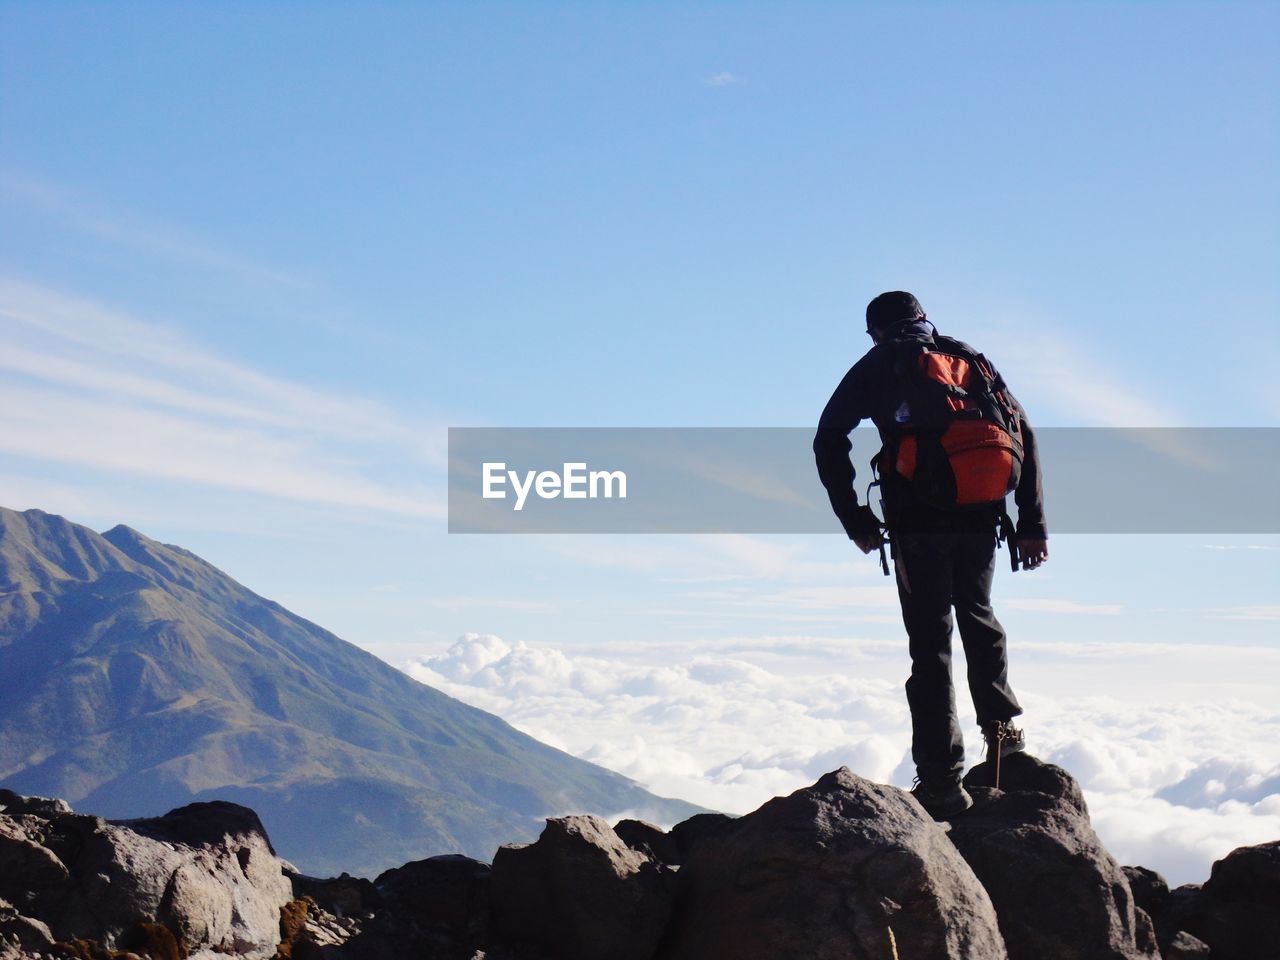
[952,754,1158,960]
[1167,840,1280,960]
[613,813,738,871]
[661,767,1007,960]
[315,854,491,960]
[490,815,674,960]
[0,789,292,958]
[1123,864,1210,958]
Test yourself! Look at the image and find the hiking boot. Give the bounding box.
[982,720,1026,758]
[910,778,974,820]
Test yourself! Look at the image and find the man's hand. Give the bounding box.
[853,530,884,555]
[849,505,884,555]
[1017,538,1048,570]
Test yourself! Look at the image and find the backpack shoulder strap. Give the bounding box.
[930,335,1004,387]
[931,334,978,360]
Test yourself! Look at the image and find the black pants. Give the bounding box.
[892,528,1022,784]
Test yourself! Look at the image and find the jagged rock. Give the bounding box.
[0,794,292,958]
[1163,883,1203,939]
[277,899,312,957]
[1163,929,1212,959]
[0,791,74,817]
[1133,908,1160,959]
[1123,863,1212,957]
[324,855,491,960]
[0,812,71,893]
[377,855,489,941]
[612,820,679,867]
[661,767,1007,960]
[275,897,362,958]
[952,754,1157,960]
[287,873,379,920]
[1172,841,1280,960]
[1,895,56,958]
[1123,865,1170,917]
[7,919,187,960]
[117,921,185,959]
[302,908,361,952]
[490,815,673,960]
[612,813,739,875]
[1123,867,1174,956]
[668,813,736,860]
[1150,882,1223,960]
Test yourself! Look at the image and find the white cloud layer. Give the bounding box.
[406,632,1279,887]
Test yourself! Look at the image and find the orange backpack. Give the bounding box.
[880,338,1024,509]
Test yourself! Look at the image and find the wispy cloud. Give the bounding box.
[706,72,743,87]
[1005,598,1124,615]
[972,313,1183,428]
[547,533,866,584]
[661,448,811,509]
[1203,544,1280,552]
[0,171,307,288]
[0,381,441,517]
[0,280,435,449]
[0,278,446,519]
[683,583,900,611]
[424,596,558,613]
[1202,605,1280,621]
[966,310,1222,474]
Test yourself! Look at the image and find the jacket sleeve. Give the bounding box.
[813,353,880,539]
[1009,396,1048,540]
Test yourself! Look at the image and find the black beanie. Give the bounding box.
[866,291,925,331]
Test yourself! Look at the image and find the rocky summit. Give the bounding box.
[2,755,1274,960]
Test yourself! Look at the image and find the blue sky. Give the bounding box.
[2,2,1278,881]
[4,2,1278,431]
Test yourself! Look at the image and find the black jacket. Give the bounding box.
[813,320,1048,540]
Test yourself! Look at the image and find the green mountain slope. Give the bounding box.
[0,507,701,876]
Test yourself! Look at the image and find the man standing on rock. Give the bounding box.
[813,291,1049,819]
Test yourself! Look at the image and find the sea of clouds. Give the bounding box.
[405,631,1280,887]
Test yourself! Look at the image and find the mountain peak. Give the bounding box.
[0,506,702,876]
[0,505,138,590]
[102,522,146,542]
[99,521,210,592]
